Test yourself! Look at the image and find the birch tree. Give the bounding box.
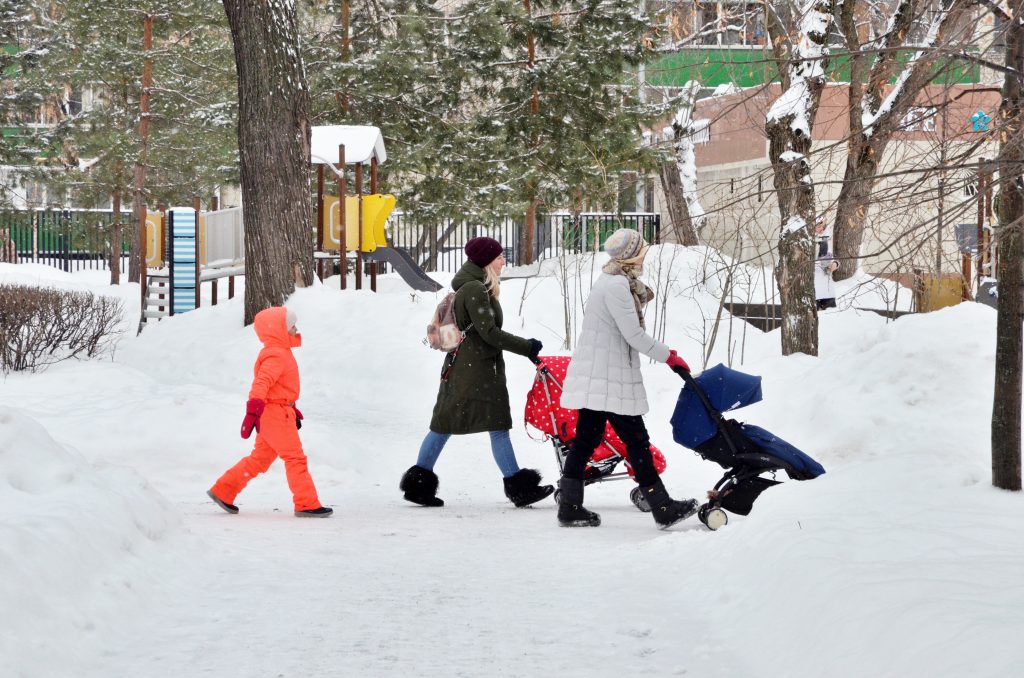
[222,0,313,324]
[765,0,834,356]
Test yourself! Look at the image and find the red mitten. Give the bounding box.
[240,399,265,439]
[293,406,303,430]
[666,350,690,373]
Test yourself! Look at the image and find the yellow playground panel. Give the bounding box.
[144,212,163,268]
[321,194,396,252]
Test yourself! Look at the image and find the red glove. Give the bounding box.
[293,406,303,430]
[240,399,265,439]
[666,350,690,372]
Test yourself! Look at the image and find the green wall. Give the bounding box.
[647,48,981,88]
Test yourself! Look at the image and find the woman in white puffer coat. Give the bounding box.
[558,229,699,529]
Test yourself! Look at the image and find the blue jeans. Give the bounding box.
[417,430,521,478]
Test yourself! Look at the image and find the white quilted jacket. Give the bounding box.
[561,273,671,416]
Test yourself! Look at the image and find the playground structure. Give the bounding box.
[141,200,245,321]
[310,124,441,293]
[141,124,441,321]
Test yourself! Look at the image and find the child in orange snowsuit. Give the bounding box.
[208,306,332,517]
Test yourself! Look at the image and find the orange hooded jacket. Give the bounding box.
[249,306,302,404]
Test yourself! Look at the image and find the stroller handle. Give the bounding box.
[672,365,742,459]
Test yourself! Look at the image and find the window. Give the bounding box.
[697,2,766,47]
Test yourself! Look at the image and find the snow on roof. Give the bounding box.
[310,125,387,166]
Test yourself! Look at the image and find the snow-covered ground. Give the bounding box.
[1,250,1020,677]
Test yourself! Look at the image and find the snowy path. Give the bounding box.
[5,268,1023,677]
[74,485,732,677]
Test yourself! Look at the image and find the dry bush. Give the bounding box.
[0,284,124,373]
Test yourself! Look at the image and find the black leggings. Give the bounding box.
[562,408,659,487]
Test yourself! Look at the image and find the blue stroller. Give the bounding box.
[668,364,826,530]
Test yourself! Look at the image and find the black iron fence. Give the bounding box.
[1,209,133,271]
[3,208,660,277]
[385,212,661,273]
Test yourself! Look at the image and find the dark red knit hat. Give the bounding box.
[465,237,504,268]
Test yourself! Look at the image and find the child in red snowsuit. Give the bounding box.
[208,306,332,517]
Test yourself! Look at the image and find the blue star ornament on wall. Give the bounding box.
[971,111,991,132]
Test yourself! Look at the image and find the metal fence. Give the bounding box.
[1,209,133,271]
[385,212,661,273]
[2,208,660,277]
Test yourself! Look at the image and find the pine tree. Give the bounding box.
[303,0,661,263]
[14,0,237,278]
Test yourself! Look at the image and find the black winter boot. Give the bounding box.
[557,477,601,527]
[295,506,334,518]
[400,465,444,507]
[640,480,698,530]
[503,469,555,507]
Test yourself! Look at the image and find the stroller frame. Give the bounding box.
[675,366,787,529]
[534,362,635,484]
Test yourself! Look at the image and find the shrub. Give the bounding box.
[0,284,124,373]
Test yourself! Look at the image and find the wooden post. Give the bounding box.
[167,210,175,317]
[355,162,363,290]
[194,196,201,309]
[338,144,347,290]
[316,164,325,280]
[212,278,218,306]
[977,159,987,294]
[369,156,378,290]
[229,276,235,300]
[983,161,991,278]
[139,205,147,310]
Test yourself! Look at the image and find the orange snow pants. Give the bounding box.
[211,403,322,511]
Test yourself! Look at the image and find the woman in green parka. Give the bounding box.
[400,237,555,508]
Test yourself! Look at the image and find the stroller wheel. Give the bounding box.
[698,504,728,531]
[629,486,651,513]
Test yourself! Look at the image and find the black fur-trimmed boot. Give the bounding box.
[503,469,555,507]
[400,465,444,507]
[556,477,601,527]
[640,479,698,530]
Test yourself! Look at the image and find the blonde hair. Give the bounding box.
[484,262,502,299]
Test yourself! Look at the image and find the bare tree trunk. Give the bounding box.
[832,0,972,281]
[658,160,698,245]
[659,99,703,246]
[991,0,1024,492]
[521,193,537,265]
[129,15,153,284]
[519,0,540,266]
[110,187,121,285]
[223,0,314,325]
[764,0,835,357]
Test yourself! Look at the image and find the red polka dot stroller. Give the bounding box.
[524,356,666,511]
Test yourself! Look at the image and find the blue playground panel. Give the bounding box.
[170,209,197,314]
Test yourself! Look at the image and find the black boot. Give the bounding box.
[640,479,698,529]
[557,477,601,527]
[503,469,555,507]
[295,506,334,518]
[400,465,444,507]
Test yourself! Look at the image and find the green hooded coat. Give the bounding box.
[429,262,533,434]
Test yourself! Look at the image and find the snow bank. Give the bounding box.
[1,248,1021,676]
[0,407,189,674]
